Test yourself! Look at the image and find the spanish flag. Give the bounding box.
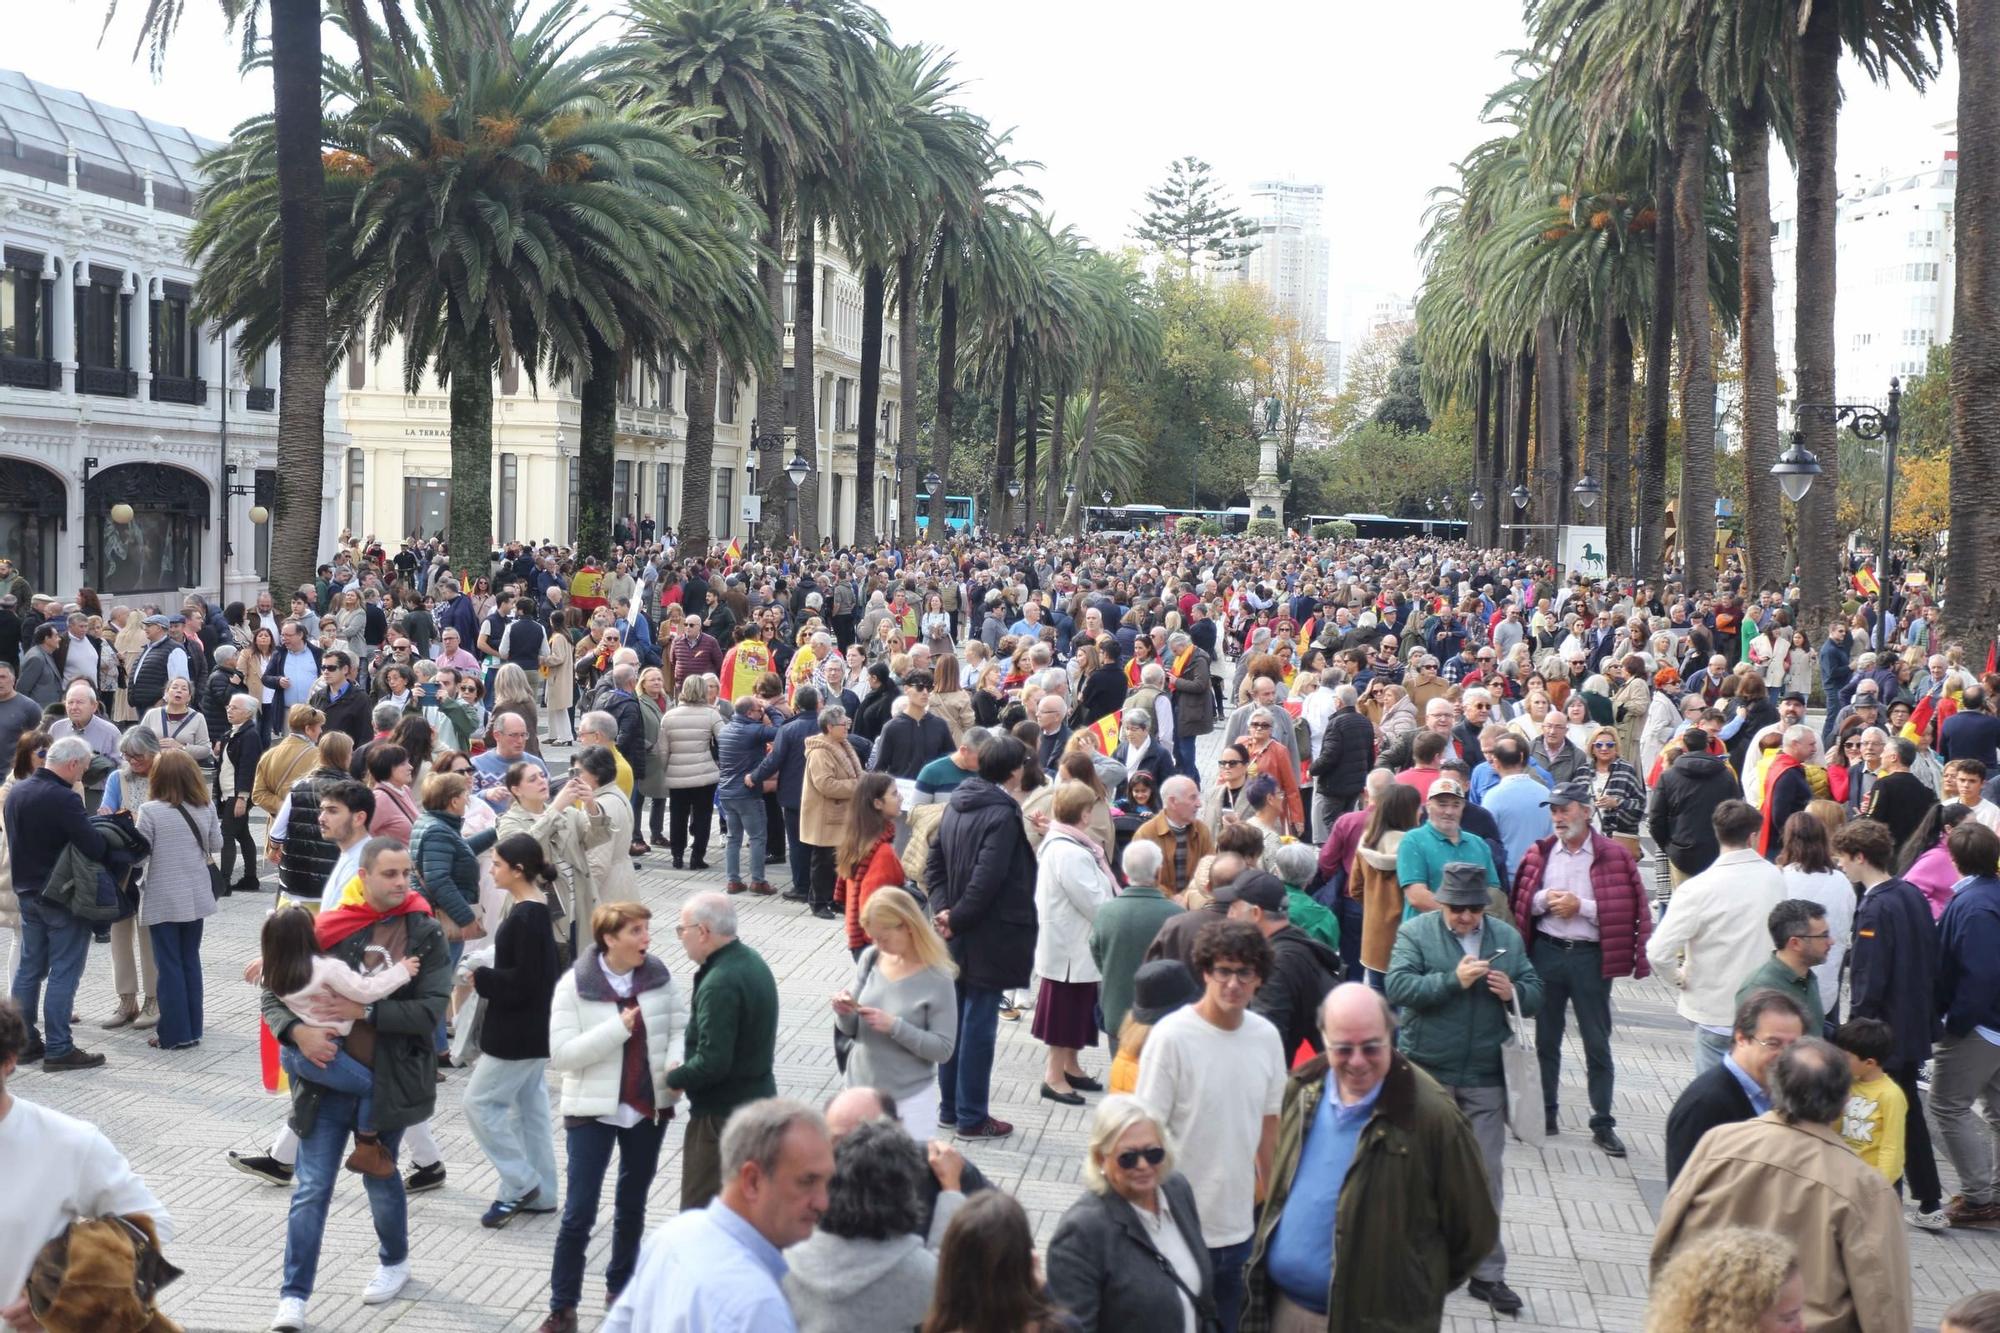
[1296,616,1316,655]
[1090,711,1123,755]
[719,638,772,703]
[724,536,743,563]
[1852,564,1880,597]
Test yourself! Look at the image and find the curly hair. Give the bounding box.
[1645,1227,1797,1332]
[818,1119,924,1242]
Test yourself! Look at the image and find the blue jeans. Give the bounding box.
[148,919,204,1048]
[1175,736,1198,784]
[1693,1024,1733,1078]
[12,893,92,1057]
[463,1054,558,1203]
[720,793,766,884]
[281,1044,376,1131]
[552,1116,666,1311]
[280,1091,407,1300]
[938,982,1003,1130]
[1208,1238,1254,1333]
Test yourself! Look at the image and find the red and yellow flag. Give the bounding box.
[1852,565,1880,597]
[1090,711,1123,755]
[719,639,771,702]
[724,536,743,563]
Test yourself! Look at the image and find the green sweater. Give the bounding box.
[1088,882,1184,1035]
[1384,909,1542,1088]
[667,938,779,1119]
[1736,952,1825,1036]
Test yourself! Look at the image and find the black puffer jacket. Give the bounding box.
[1253,922,1344,1057]
[925,777,1038,991]
[1312,705,1378,800]
[1648,751,1738,876]
[278,766,351,897]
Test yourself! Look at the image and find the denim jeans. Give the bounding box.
[12,893,92,1057]
[462,1055,558,1203]
[148,919,205,1048]
[552,1116,666,1311]
[281,1091,407,1300]
[781,806,808,896]
[1175,736,1199,785]
[1208,1237,1255,1333]
[1693,1024,1733,1078]
[720,793,767,883]
[938,982,1003,1130]
[282,1044,376,1131]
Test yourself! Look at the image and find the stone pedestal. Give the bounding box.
[1248,474,1285,529]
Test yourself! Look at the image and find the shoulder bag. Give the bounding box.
[832,947,879,1075]
[174,803,226,903]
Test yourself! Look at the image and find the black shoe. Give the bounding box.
[481,1187,540,1228]
[811,904,838,921]
[405,1161,448,1194]
[651,834,671,849]
[227,1151,295,1186]
[19,1038,44,1065]
[1592,1128,1627,1158]
[1467,1278,1524,1315]
[1545,1110,1559,1137]
[1068,1073,1103,1093]
[233,879,261,896]
[1040,1083,1085,1106]
[780,889,810,903]
[671,856,684,870]
[688,858,710,871]
[43,1047,106,1071]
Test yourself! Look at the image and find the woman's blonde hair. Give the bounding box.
[492,662,537,712]
[1051,780,1097,826]
[858,887,957,978]
[679,675,707,705]
[1082,1094,1176,1195]
[421,770,469,812]
[147,747,210,808]
[1589,724,1621,761]
[1645,1227,1797,1332]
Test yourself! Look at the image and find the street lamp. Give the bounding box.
[1571,474,1602,510]
[1469,489,1486,510]
[1776,380,1900,647]
[1772,438,1823,503]
[1006,477,1022,500]
[1510,484,1530,511]
[786,454,810,491]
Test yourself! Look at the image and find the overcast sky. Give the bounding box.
[38,0,1965,322]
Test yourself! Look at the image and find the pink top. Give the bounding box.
[279,955,412,1034]
[1904,843,1961,920]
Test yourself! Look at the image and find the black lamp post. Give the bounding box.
[1773,380,1900,649]
[743,444,760,548]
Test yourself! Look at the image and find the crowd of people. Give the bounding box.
[5,523,2000,1332]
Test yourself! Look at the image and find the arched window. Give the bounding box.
[0,459,65,593]
[87,463,206,595]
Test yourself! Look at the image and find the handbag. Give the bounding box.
[1499,985,1546,1148]
[832,948,879,1075]
[173,805,226,903]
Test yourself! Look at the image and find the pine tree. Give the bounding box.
[1133,156,1258,270]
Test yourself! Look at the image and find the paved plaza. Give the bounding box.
[15,731,2000,1331]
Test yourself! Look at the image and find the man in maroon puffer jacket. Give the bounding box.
[1509,781,1653,1159]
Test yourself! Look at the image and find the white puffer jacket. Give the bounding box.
[1032,825,1113,984]
[547,949,686,1118]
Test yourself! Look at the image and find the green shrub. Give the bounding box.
[1245,518,1283,538]
[1174,515,1202,536]
[1197,520,1222,537]
[1314,520,1358,540]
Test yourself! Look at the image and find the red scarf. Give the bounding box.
[315,888,434,950]
[1757,752,1803,858]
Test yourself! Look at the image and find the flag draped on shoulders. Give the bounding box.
[720,638,771,702]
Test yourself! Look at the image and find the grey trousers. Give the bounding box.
[1441,1081,1508,1282]
[1930,1033,2000,1206]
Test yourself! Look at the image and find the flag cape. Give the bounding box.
[1296,616,1316,655]
[719,640,772,702]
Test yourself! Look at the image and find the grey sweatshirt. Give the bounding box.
[782,1231,937,1333]
[833,952,958,1103]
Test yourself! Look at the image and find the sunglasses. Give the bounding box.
[1218,758,1245,768]
[1592,741,1617,750]
[1115,1145,1168,1170]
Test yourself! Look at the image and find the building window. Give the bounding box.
[87,463,204,595]
[1,251,46,361]
[346,450,366,536]
[835,379,850,432]
[567,458,580,545]
[614,459,632,529]
[75,269,125,370]
[347,337,366,390]
[659,464,673,537]
[712,466,734,539]
[153,282,196,381]
[783,264,797,326]
[404,477,449,541]
[0,460,64,593]
[498,452,518,543]
[718,375,737,424]
[783,366,796,426]
[831,473,843,548]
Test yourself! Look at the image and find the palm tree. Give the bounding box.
[1947,0,2000,644]
[1061,250,1159,533]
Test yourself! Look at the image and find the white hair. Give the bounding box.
[579,709,618,741]
[685,891,739,938]
[46,735,94,767]
[1121,838,1163,884]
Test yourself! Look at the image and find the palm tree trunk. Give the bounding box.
[578,336,617,557]
[793,224,822,546]
[1675,83,1717,588]
[927,249,957,535]
[1065,369,1104,535]
[446,324,496,563]
[853,261,886,547]
[1640,149,1679,581]
[678,339,718,546]
[788,223,820,544]
[1606,316,1634,578]
[1044,386,1067,530]
[1491,357,1510,549]
[1795,1,1843,625]
[268,0,326,600]
[1513,343,1534,553]
[1475,346,1493,548]
[1585,304,1609,532]
[897,251,920,548]
[1946,0,2000,645]
[1536,317,1561,558]
[1733,102,1783,593]
[1021,373,1039,533]
[755,141,788,538]
[1558,315,1580,536]
[993,325,1021,533]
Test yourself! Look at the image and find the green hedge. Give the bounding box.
[1197,520,1222,537]
[1245,518,1283,538]
[1313,520,1358,540]
[1174,515,1203,536]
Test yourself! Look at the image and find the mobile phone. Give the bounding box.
[1486,949,1508,963]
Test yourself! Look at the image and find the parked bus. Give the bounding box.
[1085,504,1250,534]
[915,494,979,534]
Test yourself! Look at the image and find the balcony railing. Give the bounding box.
[0,355,59,391]
[247,387,275,412]
[150,375,208,406]
[78,366,138,398]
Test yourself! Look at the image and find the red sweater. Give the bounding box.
[841,834,906,952]
[1509,831,1653,981]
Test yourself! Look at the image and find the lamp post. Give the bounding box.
[924,470,944,536]
[1572,473,1601,511]
[1771,380,1900,648]
[223,460,271,593]
[1064,482,1076,535]
[1510,484,1531,512]
[743,446,759,549]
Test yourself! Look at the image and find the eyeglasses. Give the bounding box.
[1115,1145,1168,1170]
[1208,965,1259,984]
[1249,720,1273,730]
[1327,1039,1389,1060]
[1796,931,1831,942]
[1749,1034,1797,1051]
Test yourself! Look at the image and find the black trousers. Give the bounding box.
[1890,1061,1944,1210]
[219,799,259,887]
[668,784,716,862]
[809,842,838,910]
[631,794,667,840]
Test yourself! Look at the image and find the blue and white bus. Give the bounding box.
[915,494,979,534]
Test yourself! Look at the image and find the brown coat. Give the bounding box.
[1132,811,1216,899]
[1354,831,1406,973]
[1651,1113,1912,1333]
[800,732,864,847]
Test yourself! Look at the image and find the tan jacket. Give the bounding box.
[928,690,975,745]
[1651,1113,1911,1333]
[1132,811,1216,899]
[800,733,864,846]
[251,734,319,818]
[1354,833,1406,973]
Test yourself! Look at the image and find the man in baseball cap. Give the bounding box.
[1395,774,1502,915]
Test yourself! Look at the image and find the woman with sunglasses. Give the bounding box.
[1046,1094,1215,1333]
[1584,725,1646,857]
[1240,707,1305,836]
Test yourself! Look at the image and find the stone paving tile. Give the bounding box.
[15,728,2000,1331]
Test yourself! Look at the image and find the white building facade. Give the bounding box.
[1237,179,1331,346]
[1772,143,1956,408]
[0,70,338,606]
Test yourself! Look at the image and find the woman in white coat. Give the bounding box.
[544,900,684,1332]
[572,744,637,941]
[1032,781,1118,1106]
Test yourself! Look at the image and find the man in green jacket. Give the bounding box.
[1239,984,1498,1333]
[1734,898,1829,1036]
[1088,839,1183,1048]
[668,892,779,1208]
[1384,861,1542,1317]
[262,837,451,1329]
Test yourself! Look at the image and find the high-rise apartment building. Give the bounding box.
[1237,179,1330,344]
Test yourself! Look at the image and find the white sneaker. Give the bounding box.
[361,1260,410,1305]
[269,1296,307,1331]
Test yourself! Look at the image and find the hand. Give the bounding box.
[1548,890,1581,920]
[927,1140,965,1193]
[292,1025,340,1068]
[278,677,290,689]
[620,1006,640,1034]
[1486,968,1516,1003]
[401,955,423,978]
[235,796,249,816]
[460,920,487,942]
[858,1006,897,1034]
[267,843,283,865]
[242,958,265,985]
[1027,810,1051,832]
[831,990,857,1017]
[1,1293,45,1331]
[744,774,756,787]
[1455,953,1491,990]
[325,996,367,1021]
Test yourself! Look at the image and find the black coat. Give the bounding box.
[603,690,648,784]
[1112,742,1176,797]
[1077,665,1128,727]
[1664,1062,1756,1185]
[471,898,559,1060]
[313,681,374,749]
[1036,725,1072,771]
[1252,925,1343,1057]
[1848,877,1941,1071]
[1046,1172,1216,1333]
[926,777,1039,991]
[202,666,244,742]
[1312,706,1377,800]
[1648,752,1737,875]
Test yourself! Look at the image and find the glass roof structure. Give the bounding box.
[0,68,221,217]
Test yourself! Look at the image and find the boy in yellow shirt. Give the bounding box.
[1835,1017,1908,1187]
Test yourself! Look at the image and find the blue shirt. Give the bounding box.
[280,647,317,710]
[1482,773,1555,881]
[1723,1053,1771,1116]
[1265,1075,1384,1313]
[603,1200,794,1333]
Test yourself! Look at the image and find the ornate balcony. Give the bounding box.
[0,355,59,390]
[78,365,138,398]
[150,375,208,406]
[246,387,275,412]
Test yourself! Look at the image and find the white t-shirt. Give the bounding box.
[0,1097,172,1301]
[1133,1005,1286,1247]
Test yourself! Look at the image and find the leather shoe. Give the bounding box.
[1467,1277,1524,1315]
[811,904,838,921]
[1040,1083,1085,1106]
[1592,1128,1627,1158]
[1067,1073,1104,1093]
[1545,1110,1559,1137]
[956,1117,1013,1139]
